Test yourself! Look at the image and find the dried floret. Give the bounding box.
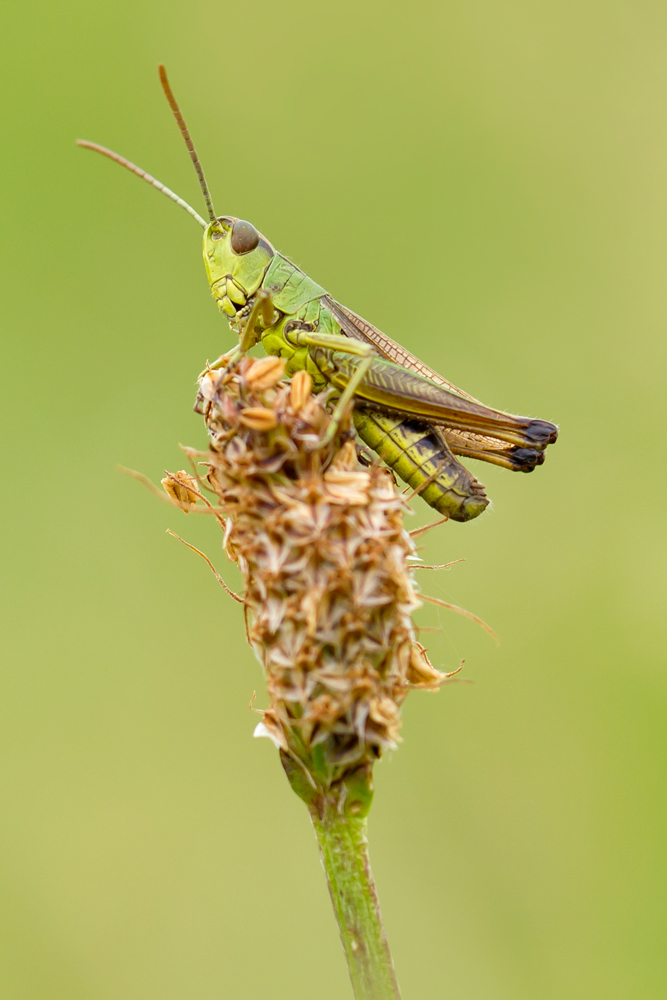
[244,355,286,390]
[161,470,200,512]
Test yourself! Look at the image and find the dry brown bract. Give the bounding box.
[171,357,450,799]
[161,469,200,512]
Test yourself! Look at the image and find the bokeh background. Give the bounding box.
[1,1,666,997]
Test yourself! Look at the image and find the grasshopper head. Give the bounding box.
[78,69,278,327]
[204,217,274,318]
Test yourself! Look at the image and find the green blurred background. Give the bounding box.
[1,1,666,997]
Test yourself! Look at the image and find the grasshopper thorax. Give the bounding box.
[204,216,275,318]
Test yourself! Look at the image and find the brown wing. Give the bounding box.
[324,296,523,462]
[325,296,482,401]
[323,351,558,451]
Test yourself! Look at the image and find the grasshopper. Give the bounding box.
[79,66,557,522]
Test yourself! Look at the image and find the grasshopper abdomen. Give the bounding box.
[353,410,489,522]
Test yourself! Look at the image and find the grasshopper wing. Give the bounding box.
[325,297,557,469]
[323,351,558,452]
[325,297,481,401]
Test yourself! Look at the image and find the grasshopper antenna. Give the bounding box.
[76,140,207,228]
[158,64,217,225]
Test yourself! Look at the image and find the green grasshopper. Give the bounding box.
[79,66,557,522]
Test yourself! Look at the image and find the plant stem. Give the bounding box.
[310,803,402,1000]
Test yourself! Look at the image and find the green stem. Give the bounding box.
[310,805,402,1000]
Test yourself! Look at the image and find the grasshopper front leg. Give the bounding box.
[203,291,277,375]
[239,290,276,353]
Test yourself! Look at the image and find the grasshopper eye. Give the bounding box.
[231,219,260,255]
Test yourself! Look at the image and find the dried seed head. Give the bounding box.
[239,407,279,430]
[198,371,220,403]
[179,357,449,813]
[245,355,286,391]
[330,440,359,471]
[161,470,200,511]
[323,469,371,505]
[408,643,448,690]
[289,370,313,412]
